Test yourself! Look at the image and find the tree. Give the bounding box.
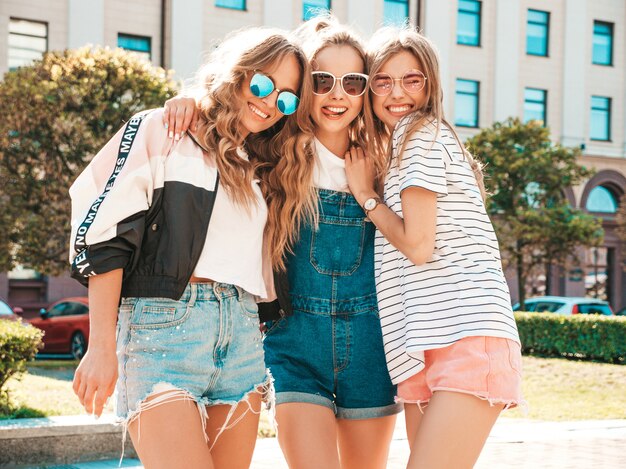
[466,118,603,308]
[0,47,177,275]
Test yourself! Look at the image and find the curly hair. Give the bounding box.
[365,26,486,199]
[190,27,317,269]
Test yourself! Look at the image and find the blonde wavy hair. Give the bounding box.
[191,27,316,269]
[365,26,486,198]
[294,14,387,187]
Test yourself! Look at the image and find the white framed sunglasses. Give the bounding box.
[311,71,370,97]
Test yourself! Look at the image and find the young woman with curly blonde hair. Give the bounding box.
[69,27,313,469]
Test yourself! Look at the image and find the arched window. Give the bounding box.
[585,185,618,213]
[524,182,542,208]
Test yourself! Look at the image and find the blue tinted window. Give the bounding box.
[524,88,547,125]
[384,0,409,26]
[526,9,549,56]
[117,33,151,60]
[215,0,246,10]
[457,0,481,46]
[593,21,613,66]
[303,0,331,20]
[586,186,618,213]
[455,79,479,127]
[590,96,611,141]
[0,301,13,316]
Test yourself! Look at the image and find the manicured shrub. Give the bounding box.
[515,312,626,364]
[0,320,43,394]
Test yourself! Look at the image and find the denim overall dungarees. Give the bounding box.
[263,189,401,418]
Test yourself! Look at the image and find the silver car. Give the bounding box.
[512,296,614,315]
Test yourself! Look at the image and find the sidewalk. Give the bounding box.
[40,417,626,469]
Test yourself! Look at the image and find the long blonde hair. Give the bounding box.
[294,15,388,187]
[365,27,485,198]
[191,27,316,269]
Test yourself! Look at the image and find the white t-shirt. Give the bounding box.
[376,117,520,384]
[194,148,268,297]
[312,138,349,192]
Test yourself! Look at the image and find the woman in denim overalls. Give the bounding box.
[262,17,402,469]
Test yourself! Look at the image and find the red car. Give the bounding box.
[28,297,89,359]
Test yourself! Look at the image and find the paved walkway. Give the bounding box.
[43,417,626,469]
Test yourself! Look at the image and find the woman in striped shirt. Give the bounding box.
[346,27,524,469]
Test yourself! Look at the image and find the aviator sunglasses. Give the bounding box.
[312,71,370,97]
[369,69,427,96]
[249,71,300,115]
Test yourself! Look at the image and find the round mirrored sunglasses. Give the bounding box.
[369,69,427,96]
[249,71,300,115]
[312,71,369,97]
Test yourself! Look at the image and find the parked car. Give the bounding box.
[0,298,23,321]
[512,296,614,315]
[27,297,89,359]
[616,307,626,316]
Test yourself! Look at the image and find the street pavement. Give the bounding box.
[43,416,626,469]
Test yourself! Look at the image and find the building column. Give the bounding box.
[561,0,587,148]
[0,273,8,302]
[347,0,377,37]
[170,0,203,81]
[493,0,521,122]
[422,0,453,116]
[623,5,626,158]
[67,0,104,48]
[264,0,294,29]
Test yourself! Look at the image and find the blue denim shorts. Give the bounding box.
[115,282,268,421]
[263,189,401,420]
[264,310,402,419]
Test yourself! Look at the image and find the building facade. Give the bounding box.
[1,0,625,309]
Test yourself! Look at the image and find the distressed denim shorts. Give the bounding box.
[263,189,402,420]
[115,282,268,422]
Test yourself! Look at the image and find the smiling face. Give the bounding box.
[371,50,428,131]
[310,45,365,142]
[239,53,301,137]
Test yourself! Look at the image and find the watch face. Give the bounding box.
[364,198,377,210]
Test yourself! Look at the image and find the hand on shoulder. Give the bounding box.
[163,95,199,141]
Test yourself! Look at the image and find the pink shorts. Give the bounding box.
[397,336,524,410]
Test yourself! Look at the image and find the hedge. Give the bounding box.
[0,320,43,393]
[515,312,626,364]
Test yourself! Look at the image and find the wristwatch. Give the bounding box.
[363,196,382,216]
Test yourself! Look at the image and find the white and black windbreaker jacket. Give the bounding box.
[69,109,220,300]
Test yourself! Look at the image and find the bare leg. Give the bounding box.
[407,391,503,469]
[275,402,341,469]
[205,391,263,469]
[337,414,397,469]
[403,403,424,452]
[128,392,214,469]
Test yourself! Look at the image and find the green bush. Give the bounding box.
[0,320,43,392]
[515,312,626,364]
